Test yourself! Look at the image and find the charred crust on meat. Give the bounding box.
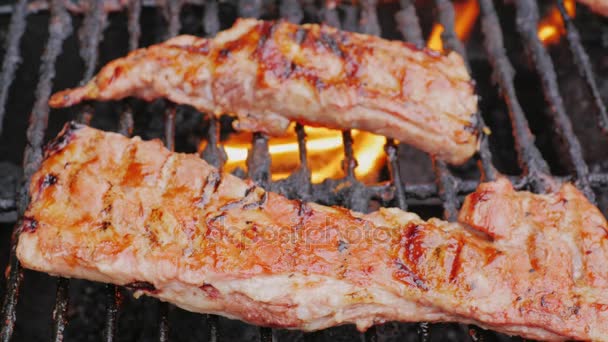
[394,259,427,290]
[200,283,220,299]
[314,78,325,91]
[39,173,58,191]
[98,221,111,230]
[243,190,268,210]
[101,204,112,215]
[319,32,344,58]
[219,198,244,211]
[463,123,477,134]
[338,240,348,252]
[197,170,221,208]
[296,200,311,229]
[218,48,231,59]
[294,27,308,45]
[256,21,275,51]
[207,213,226,226]
[570,305,581,315]
[540,295,548,308]
[448,239,464,283]
[21,216,38,233]
[392,223,428,290]
[44,121,83,158]
[125,281,158,294]
[244,185,256,197]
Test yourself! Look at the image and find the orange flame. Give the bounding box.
[202,125,387,184]
[427,0,480,52]
[537,0,576,45]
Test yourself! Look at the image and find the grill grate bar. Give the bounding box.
[243,8,271,339]
[0,0,28,136]
[158,301,170,342]
[478,0,551,193]
[100,1,143,339]
[431,0,464,221]
[385,140,407,210]
[156,105,178,342]
[78,0,107,84]
[514,0,594,202]
[247,131,272,342]
[127,0,142,52]
[557,0,608,134]
[102,279,120,342]
[166,0,183,39]
[396,0,424,47]
[198,3,223,339]
[51,0,109,337]
[9,168,608,218]
[52,277,70,342]
[429,1,493,340]
[0,0,72,340]
[280,0,303,24]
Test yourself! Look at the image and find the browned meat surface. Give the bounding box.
[48,19,478,165]
[17,123,608,341]
[578,0,608,15]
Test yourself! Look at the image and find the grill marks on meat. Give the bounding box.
[17,124,608,340]
[48,19,478,165]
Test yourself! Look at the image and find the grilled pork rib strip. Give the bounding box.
[17,124,608,341]
[48,19,478,165]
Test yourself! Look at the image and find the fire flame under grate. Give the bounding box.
[0,0,607,341]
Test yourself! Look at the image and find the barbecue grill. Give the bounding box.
[0,0,607,340]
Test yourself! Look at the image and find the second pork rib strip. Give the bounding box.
[17,123,608,340]
[48,19,478,165]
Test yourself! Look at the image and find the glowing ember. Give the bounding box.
[428,0,480,52]
[537,0,576,44]
[202,125,387,183]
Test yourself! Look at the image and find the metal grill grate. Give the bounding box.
[0,0,607,341]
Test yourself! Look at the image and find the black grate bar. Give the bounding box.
[360,0,380,36]
[0,0,72,341]
[166,0,183,39]
[433,0,465,56]
[102,281,120,342]
[428,0,460,222]
[478,0,550,192]
[395,0,424,47]
[158,301,170,342]
[101,2,142,339]
[155,105,177,342]
[0,0,28,137]
[203,0,220,37]
[514,0,594,202]
[385,140,407,210]
[238,0,262,18]
[393,3,436,339]
[247,132,272,342]
[127,0,142,52]
[295,124,310,175]
[280,0,303,24]
[52,277,70,342]
[199,3,223,340]
[557,0,608,134]
[52,0,109,336]
[321,1,340,28]
[431,1,496,339]
[260,328,273,342]
[78,0,107,84]
[432,0,496,182]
